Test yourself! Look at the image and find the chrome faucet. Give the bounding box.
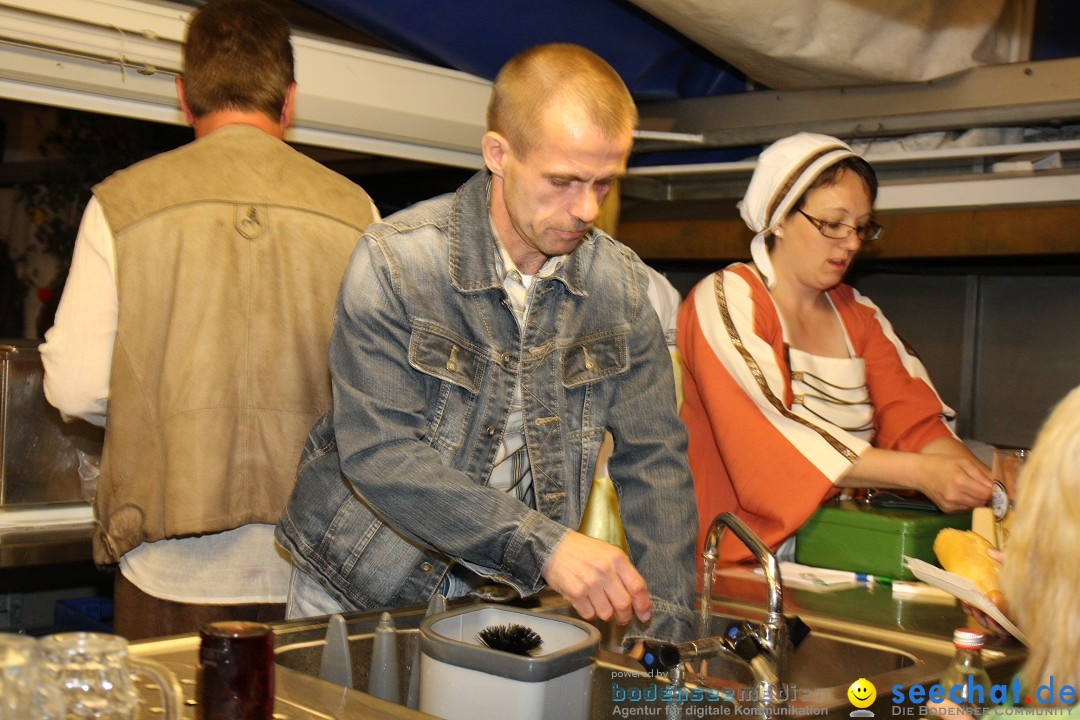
[639,512,795,712]
[699,512,790,702]
[700,512,787,664]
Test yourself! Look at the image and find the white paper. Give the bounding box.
[752,561,864,592]
[903,556,1028,645]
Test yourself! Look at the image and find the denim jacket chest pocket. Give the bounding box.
[561,329,630,388]
[556,328,632,509]
[408,321,488,455]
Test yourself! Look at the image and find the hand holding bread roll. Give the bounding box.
[933,528,1007,613]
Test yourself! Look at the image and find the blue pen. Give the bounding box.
[855,573,892,586]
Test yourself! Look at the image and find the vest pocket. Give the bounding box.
[561,329,630,388]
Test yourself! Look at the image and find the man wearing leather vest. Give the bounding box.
[41,0,377,639]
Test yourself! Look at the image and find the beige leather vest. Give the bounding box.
[91,125,374,564]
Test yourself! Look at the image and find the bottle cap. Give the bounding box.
[952,628,986,649]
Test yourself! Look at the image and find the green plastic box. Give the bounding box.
[794,500,971,581]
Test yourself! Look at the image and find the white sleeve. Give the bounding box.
[690,271,869,482]
[39,196,117,427]
[644,265,680,350]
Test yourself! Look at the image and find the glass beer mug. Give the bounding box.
[990,448,1027,549]
[38,632,184,720]
[0,633,46,719]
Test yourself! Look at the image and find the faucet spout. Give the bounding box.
[690,512,793,711]
[700,512,784,637]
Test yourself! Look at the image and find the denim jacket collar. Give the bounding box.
[448,171,589,298]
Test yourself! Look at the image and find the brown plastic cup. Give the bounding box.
[197,621,275,720]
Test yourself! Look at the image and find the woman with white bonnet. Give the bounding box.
[676,132,993,562]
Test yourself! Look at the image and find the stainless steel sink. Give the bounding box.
[699,600,1020,707]
[275,617,422,705]
[273,615,695,718]
[271,613,922,695]
[121,579,1027,719]
[270,595,1022,716]
[694,627,917,689]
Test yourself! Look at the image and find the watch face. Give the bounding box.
[991,481,1010,520]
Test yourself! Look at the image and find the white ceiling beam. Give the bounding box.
[623,170,1080,211]
[875,173,1080,212]
[637,57,1080,151]
[625,139,1080,211]
[0,0,488,168]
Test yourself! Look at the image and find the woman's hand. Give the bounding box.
[962,547,1012,638]
[962,602,1010,638]
[838,440,991,511]
[914,453,993,512]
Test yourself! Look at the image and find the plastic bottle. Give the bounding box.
[938,628,993,711]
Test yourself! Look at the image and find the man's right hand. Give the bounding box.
[540,531,652,626]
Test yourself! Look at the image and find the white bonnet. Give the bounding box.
[738,132,858,287]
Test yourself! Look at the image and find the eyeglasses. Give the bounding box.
[797,209,883,243]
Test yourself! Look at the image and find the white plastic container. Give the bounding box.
[418,604,600,720]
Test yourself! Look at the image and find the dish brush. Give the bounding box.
[476,623,543,656]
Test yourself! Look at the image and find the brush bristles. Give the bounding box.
[476,623,543,656]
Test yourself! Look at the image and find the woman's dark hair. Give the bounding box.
[792,156,878,212]
[765,156,877,249]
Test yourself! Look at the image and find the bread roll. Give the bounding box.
[933,528,1005,610]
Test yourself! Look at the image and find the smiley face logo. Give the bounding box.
[848,678,876,708]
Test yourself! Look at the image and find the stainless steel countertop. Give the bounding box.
[129,633,429,720]
[710,573,1015,647]
[126,575,1027,719]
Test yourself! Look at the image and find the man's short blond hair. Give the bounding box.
[487,44,637,156]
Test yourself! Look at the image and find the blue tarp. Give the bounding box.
[301,0,1080,102]
[296,0,1080,170]
[299,0,748,101]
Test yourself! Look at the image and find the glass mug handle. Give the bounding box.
[990,448,1026,549]
[130,656,185,719]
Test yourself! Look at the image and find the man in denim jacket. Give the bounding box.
[276,43,697,643]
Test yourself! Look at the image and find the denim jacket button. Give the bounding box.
[418,562,434,573]
[485,425,497,437]
[501,352,513,366]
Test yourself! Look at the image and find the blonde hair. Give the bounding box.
[487,43,637,157]
[1000,384,1080,704]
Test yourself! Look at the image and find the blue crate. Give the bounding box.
[53,596,114,634]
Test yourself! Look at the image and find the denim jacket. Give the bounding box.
[276,171,697,642]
